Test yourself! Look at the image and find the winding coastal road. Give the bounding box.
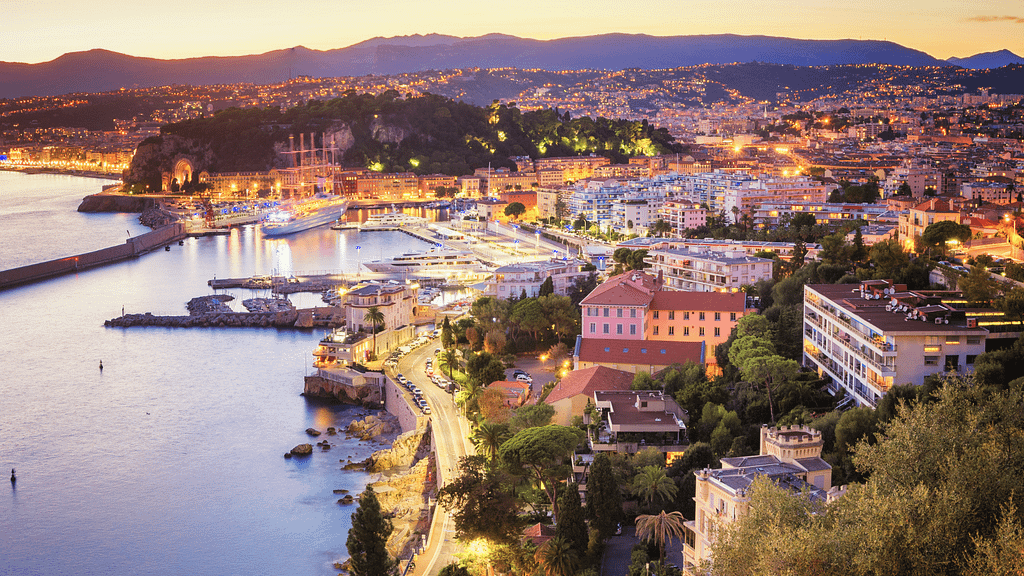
[389,341,475,576]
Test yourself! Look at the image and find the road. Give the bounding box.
[389,341,475,576]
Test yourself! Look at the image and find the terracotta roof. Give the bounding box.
[544,365,634,405]
[523,523,556,546]
[576,338,704,368]
[650,291,746,312]
[580,271,660,307]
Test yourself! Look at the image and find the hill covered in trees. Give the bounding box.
[126,91,680,186]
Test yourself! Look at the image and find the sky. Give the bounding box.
[2,0,1022,64]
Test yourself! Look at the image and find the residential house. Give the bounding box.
[544,366,634,426]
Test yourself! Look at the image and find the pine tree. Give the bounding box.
[555,482,589,558]
[346,486,397,576]
[585,453,621,541]
[539,276,555,297]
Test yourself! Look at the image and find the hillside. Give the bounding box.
[0,34,950,98]
[123,91,681,189]
[947,49,1024,69]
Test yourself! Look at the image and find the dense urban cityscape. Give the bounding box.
[3,29,1024,576]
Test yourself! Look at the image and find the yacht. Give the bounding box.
[363,247,485,273]
[359,208,428,231]
[262,194,349,237]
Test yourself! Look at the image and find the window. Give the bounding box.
[653,326,659,336]
[699,312,706,321]
[715,327,720,337]
[623,348,629,353]
[630,325,636,335]
[945,355,959,370]
[730,312,737,321]
[945,336,960,344]
[967,337,981,345]
[640,401,648,408]
[617,308,623,318]
[966,354,977,365]
[668,326,675,336]
[924,356,939,366]
[684,311,690,320]
[603,323,609,334]
[641,348,647,353]
[653,311,659,320]
[603,308,609,317]
[630,309,637,318]
[684,327,690,336]
[604,347,610,352]
[669,311,675,320]
[590,323,596,333]
[617,324,623,334]
[699,327,705,336]
[715,312,721,321]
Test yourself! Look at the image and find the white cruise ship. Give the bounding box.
[359,208,428,231]
[262,194,349,237]
[363,247,485,273]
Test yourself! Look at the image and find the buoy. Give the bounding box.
[99,360,103,371]
[10,469,15,483]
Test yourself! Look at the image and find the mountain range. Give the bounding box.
[0,33,986,99]
[946,49,1024,69]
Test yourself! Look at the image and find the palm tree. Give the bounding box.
[635,510,686,566]
[631,465,678,506]
[438,348,460,381]
[534,535,579,576]
[364,306,385,359]
[473,423,509,461]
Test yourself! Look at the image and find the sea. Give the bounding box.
[0,171,441,576]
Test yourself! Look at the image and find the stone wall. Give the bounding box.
[303,373,383,406]
[383,377,426,434]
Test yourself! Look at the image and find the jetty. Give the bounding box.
[0,223,187,291]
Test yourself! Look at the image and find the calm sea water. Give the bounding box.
[0,172,435,576]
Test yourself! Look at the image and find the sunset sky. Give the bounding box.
[3,0,1022,64]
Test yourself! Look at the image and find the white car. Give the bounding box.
[515,373,533,383]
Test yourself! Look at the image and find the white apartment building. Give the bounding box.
[609,198,661,235]
[677,170,760,211]
[803,280,987,407]
[486,259,590,299]
[645,248,774,292]
[752,202,898,228]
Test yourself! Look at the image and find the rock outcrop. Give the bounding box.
[371,456,434,558]
[346,414,397,440]
[77,193,154,213]
[367,422,430,472]
[290,444,313,456]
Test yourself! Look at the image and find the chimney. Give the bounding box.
[930,199,937,211]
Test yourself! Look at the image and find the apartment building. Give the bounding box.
[621,237,822,261]
[962,181,1014,205]
[486,259,590,298]
[883,159,944,197]
[534,155,611,182]
[802,280,987,407]
[660,200,708,235]
[683,425,840,573]
[722,176,830,214]
[609,198,662,235]
[897,198,962,250]
[751,201,898,228]
[645,248,774,293]
[578,270,747,365]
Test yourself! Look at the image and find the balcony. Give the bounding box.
[804,299,896,357]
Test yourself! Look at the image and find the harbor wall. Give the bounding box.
[0,222,186,291]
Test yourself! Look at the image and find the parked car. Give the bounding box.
[421,406,432,415]
[516,373,533,383]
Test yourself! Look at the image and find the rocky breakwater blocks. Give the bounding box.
[345,413,397,441]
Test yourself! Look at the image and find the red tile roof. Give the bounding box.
[577,338,704,367]
[544,365,634,405]
[580,271,661,307]
[523,523,557,546]
[650,291,746,312]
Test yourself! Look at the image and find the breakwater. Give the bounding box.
[0,222,186,291]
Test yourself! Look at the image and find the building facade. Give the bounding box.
[803,280,987,407]
[645,248,774,292]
